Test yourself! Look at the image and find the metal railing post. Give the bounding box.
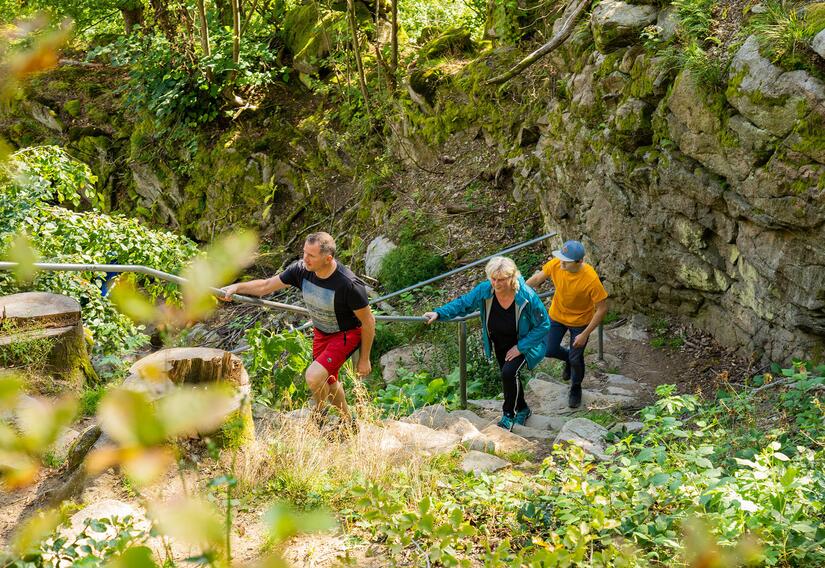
[458,320,467,409]
[598,324,604,361]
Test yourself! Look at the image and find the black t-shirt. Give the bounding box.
[488,295,517,348]
[280,261,369,333]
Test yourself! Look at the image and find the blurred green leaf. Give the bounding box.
[98,389,166,447]
[182,230,258,320]
[106,546,160,568]
[6,233,39,284]
[110,281,158,324]
[156,385,237,438]
[0,373,23,411]
[150,497,224,549]
[11,508,61,555]
[264,502,336,543]
[16,395,77,453]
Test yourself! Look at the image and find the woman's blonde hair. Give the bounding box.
[485,256,520,292]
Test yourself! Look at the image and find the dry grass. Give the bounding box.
[226,376,438,509]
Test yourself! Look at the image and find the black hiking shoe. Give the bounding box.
[326,416,358,442]
[568,384,582,408]
[562,362,571,382]
[311,405,330,431]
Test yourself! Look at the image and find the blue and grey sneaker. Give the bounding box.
[497,414,515,431]
[514,406,532,426]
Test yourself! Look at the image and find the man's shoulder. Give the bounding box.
[542,257,559,274]
[336,263,366,287]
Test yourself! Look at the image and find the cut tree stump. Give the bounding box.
[124,347,254,444]
[0,292,98,389]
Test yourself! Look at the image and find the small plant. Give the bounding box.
[377,243,446,293]
[748,0,824,71]
[242,326,313,406]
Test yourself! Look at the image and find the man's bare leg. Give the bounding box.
[306,361,332,411]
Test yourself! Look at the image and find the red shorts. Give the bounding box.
[313,327,361,384]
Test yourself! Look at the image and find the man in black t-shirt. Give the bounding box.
[221,232,375,425]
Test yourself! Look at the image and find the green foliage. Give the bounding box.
[354,380,825,566]
[673,0,715,43]
[375,367,470,415]
[242,326,313,406]
[8,145,102,209]
[0,147,199,354]
[399,0,485,43]
[3,515,153,567]
[79,384,107,416]
[748,0,824,73]
[352,485,477,566]
[377,243,446,293]
[88,26,287,136]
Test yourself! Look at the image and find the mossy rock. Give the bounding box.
[283,2,368,75]
[63,99,82,117]
[418,27,475,61]
[408,68,445,108]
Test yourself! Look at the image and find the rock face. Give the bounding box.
[591,1,658,52]
[0,292,98,388]
[516,33,825,362]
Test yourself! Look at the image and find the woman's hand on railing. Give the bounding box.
[422,312,438,324]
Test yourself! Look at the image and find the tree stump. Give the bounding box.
[123,347,254,444]
[0,292,98,390]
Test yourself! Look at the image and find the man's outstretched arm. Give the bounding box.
[220,275,288,300]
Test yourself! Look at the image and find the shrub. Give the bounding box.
[377,243,446,293]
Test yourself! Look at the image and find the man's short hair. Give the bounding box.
[306,232,336,257]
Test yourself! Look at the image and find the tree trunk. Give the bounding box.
[347,0,371,110]
[391,0,398,73]
[0,292,98,390]
[196,0,213,81]
[484,0,589,85]
[120,4,144,34]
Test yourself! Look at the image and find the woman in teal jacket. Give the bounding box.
[423,257,550,430]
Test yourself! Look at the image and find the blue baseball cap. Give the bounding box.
[553,240,585,262]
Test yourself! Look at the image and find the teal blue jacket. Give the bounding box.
[434,277,550,369]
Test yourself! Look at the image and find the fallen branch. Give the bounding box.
[484,0,590,86]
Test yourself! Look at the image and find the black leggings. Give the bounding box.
[493,342,527,417]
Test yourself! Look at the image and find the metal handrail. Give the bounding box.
[0,262,309,315]
[370,231,558,304]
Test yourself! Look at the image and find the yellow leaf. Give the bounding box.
[6,233,39,284]
[135,361,168,383]
[110,281,158,324]
[16,395,77,453]
[149,497,224,549]
[97,389,165,447]
[0,449,40,489]
[0,373,23,411]
[85,446,125,475]
[122,446,175,487]
[182,230,258,321]
[156,385,237,438]
[11,508,61,555]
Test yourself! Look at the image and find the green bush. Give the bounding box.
[242,326,313,407]
[0,147,199,354]
[377,243,446,293]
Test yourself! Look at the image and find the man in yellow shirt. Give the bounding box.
[526,240,608,407]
